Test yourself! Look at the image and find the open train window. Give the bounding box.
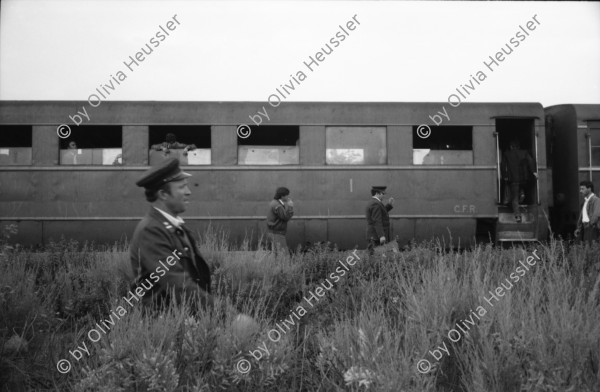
[149,126,211,165]
[237,126,299,165]
[0,125,32,166]
[413,126,473,165]
[326,127,387,165]
[59,126,122,165]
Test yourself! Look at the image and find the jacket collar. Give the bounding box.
[148,207,182,234]
[154,207,185,227]
[585,193,596,203]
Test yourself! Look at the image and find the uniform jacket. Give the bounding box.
[129,207,211,308]
[365,197,393,240]
[576,194,600,231]
[266,199,294,235]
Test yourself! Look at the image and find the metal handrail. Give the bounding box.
[587,132,593,181]
[535,130,540,205]
[494,132,501,203]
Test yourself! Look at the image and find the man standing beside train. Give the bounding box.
[574,180,600,245]
[129,158,212,311]
[365,186,394,254]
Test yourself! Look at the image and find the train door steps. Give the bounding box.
[498,211,535,224]
[496,231,537,242]
[496,205,538,243]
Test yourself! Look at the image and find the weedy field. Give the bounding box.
[0,228,599,392]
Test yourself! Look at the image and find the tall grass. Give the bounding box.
[0,232,598,391]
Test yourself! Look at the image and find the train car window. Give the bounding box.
[149,126,211,165]
[590,129,600,166]
[0,125,32,166]
[592,173,600,192]
[412,126,473,165]
[325,127,387,165]
[59,126,122,165]
[237,126,299,165]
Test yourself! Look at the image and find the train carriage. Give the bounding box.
[0,101,550,249]
[545,104,600,238]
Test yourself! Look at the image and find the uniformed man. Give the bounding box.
[129,158,212,311]
[365,186,394,254]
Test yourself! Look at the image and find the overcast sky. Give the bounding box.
[1,0,599,106]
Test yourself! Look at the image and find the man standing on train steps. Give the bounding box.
[501,140,537,223]
[366,186,394,254]
[129,158,212,312]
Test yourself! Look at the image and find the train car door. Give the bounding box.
[494,118,539,242]
[495,118,538,204]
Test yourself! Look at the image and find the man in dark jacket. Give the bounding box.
[151,133,197,156]
[365,186,394,254]
[129,158,212,311]
[266,187,294,252]
[574,180,600,245]
[501,140,538,222]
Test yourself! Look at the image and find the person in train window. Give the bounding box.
[151,133,197,156]
[64,140,79,164]
[266,187,294,253]
[365,186,394,255]
[129,158,212,312]
[574,181,600,245]
[501,140,538,223]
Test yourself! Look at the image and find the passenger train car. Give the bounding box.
[545,104,600,238]
[0,100,569,249]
